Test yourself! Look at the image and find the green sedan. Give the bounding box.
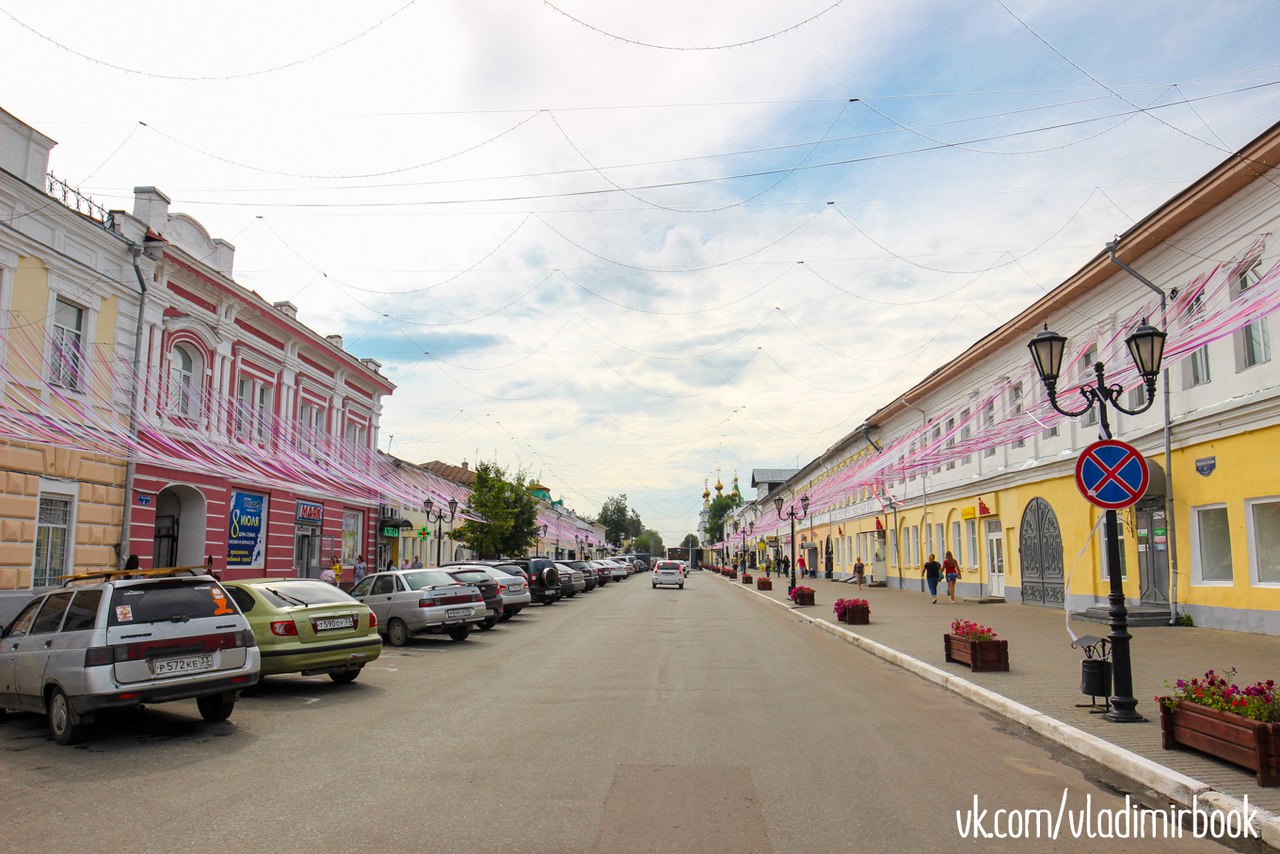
[223,579,382,683]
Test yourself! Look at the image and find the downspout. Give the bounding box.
[1107,239,1179,625]
[901,395,929,590]
[120,244,149,568]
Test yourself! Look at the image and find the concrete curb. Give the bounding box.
[709,571,1280,849]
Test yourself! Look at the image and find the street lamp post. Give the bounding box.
[423,497,458,568]
[741,520,754,568]
[775,495,810,594]
[1028,320,1166,724]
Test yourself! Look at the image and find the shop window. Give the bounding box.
[1097,514,1128,580]
[168,344,201,418]
[1192,505,1233,583]
[965,520,978,567]
[951,521,962,564]
[1247,498,1280,585]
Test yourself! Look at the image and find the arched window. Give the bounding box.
[169,344,199,417]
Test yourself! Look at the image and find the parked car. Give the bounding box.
[600,558,630,580]
[484,564,532,618]
[502,558,561,605]
[223,578,381,683]
[348,569,486,645]
[586,560,614,586]
[561,561,596,592]
[444,567,503,630]
[0,570,260,744]
[556,564,586,597]
[652,561,685,590]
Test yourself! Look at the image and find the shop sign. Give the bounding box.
[228,491,267,569]
[296,500,324,524]
[1195,456,1216,477]
[961,506,976,520]
[381,524,402,538]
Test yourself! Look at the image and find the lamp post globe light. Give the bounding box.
[423,497,458,567]
[1028,320,1166,724]
[775,495,810,595]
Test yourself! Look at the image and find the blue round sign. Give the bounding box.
[1075,439,1149,510]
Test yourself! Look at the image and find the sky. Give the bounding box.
[5,0,1280,544]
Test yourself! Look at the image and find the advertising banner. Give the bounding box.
[228,490,267,569]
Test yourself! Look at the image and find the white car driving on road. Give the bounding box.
[652,561,685,590]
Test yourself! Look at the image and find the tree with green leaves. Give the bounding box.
[454,461,540,559]
[680,533,699,549]
[705,494,738,544]
[598,494,630,547]
[634,529,665,556]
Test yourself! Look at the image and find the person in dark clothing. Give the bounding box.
[922,553,942,603]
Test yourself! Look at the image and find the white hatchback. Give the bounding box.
[651,561,685,590]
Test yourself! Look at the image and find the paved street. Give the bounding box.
[0,574,1233,853]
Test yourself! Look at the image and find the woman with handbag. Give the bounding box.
[943,550,961,603]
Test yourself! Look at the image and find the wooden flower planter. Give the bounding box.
[756,578,773,591]
[839,606,870,625]
[1159,699,1280,786]
[792,589,815,607]
[728,569,738,579]
[740,573,752,583]
[943,634,1009,672]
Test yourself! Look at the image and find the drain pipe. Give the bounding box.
[119,244,149,568]
[1107,239,1180,625]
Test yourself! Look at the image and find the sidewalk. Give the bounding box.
[705,567,1280,847]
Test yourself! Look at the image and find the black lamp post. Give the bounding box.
[775,495,810,594]
[1028,320,1166,723]
[423,496,458,568]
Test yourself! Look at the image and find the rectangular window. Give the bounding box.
[1183,345,1211,389]
[51,299,85,391]
[945,417,956,470]
[342,509,362,566]
[1099,515,1128,580]
[256,385,271,441]
[1193,505,1233,583]
[888,530,898,566]
[1248,498,1280,585]
[936,523,945,558]
[1080,345,1098,427]
[951,521,962,564]
[1042,423,1060,440]
[959,409,972,465]
[931,426,942,475]
[1010,383,1025,449]
[236,378,252,438]
[982,402,997,457]
[1237,317,1271,371]
[965,520,978,568]
[34,494,73,587]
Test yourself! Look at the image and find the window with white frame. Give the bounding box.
[951,521,962,564]
[1042,421,1060,440]
[51,298,85,391]
[945,417,956,470]
[982,401,997,457]
[1232,259,1271,371]
[1247,498,1280,585]
[1193,504,1233,583]
[168,344,200,418]
[34,493,73,587]
[1182,345,1211,389]
[1010,383,1025,449]
[888,529,898,566]
[1098,514,1128,580]
[935,523,945,559]
[931,426,942,474]
[965,519,978,567]
[1079,345,1098,427]
[255,385,272,441]
[959,408,972,464]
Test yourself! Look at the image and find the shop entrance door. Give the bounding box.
[985,520,1005,596]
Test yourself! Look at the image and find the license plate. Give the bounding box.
[446,608,471,619]
[313,616,355,632]
[151,653,214,675]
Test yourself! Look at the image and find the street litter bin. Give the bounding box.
[1080,658,1112,697]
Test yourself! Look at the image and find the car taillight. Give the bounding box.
[471,593,483,603]
[419,598,433,608]
[84,646,117,666]
[238,628,258,647]
[497,583,508,593]
[368,612,378,629]
[270,620,298,637]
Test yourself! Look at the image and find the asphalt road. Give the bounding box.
[0,572,1235,853]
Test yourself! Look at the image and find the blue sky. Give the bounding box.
[4,0,1280,542]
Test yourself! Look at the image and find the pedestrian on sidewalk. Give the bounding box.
[853,556,865,590]
[764,557,772,579]
[943,550,960,603]
[922,553,942,603]
[797,553,807,578]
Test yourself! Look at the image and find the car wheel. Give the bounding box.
[679,584,685,589]
[448,626,470,642]
[388,618,411,647]
[196,692,236,723]
[479,616,496,630]
[329,667,361,685]
[543,598,555,605]
[48,688,88,745]
[652,583,657,588]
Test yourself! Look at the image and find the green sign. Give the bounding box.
[381,525,402,538]
[418,527,431,539]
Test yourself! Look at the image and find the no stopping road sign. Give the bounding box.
[1075,439,1149,510]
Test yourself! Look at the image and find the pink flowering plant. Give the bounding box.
[789,585,815,602]
[1160,668,1280,722]
[950,618,998,641]
[833,598,869,619]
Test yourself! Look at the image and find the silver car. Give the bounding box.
[555,563,586,597]
[652,561,685,589]
[0,572,261,744]
[478,565,533,619]
[348,569,486,646]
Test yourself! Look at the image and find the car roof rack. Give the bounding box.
[60,566,209,587]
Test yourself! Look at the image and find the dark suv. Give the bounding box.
[444,566,503,630]
[503,558,561,605]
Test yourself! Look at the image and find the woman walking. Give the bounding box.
[943,550,961,603]
[922,553,942,604]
